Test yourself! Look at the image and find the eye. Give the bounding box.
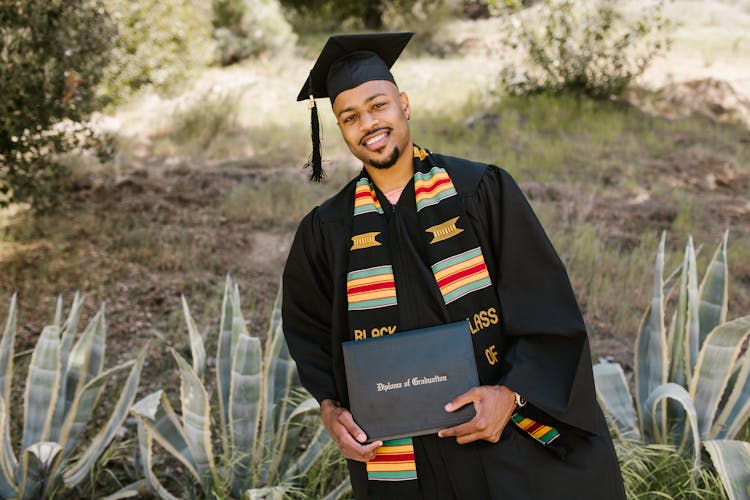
[342,113,357,124]
[373,101,387,110]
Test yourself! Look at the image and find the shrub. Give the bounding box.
[124,277,348,498]
[593,232,750,497]
[99,0,215,103]
[213,0,297,66]
[281,0,387,30]
[0,0,115,209]
[489,0,672,99]
[282,0,460,37]
[0,294,146,498]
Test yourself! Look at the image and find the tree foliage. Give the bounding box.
[0,0,115,209]
[280,0,387,29]
[213,0,297,66]
[100,0,215,103]
[491,0,672,99]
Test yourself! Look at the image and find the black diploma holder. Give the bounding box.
[341,321,479,442]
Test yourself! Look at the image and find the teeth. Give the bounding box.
[366,133,386,145]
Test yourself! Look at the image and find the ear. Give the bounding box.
[400,91,411,120]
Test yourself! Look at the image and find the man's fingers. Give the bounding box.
[445,386,481,412]
[455,431,495,445]
[438,419,479,438]
[337,408,368,443]
[338,433,383,462]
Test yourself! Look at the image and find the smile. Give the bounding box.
[362,129,391,150]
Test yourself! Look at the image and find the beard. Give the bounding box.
[368,145,401,170]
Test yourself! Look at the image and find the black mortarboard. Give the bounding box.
[298,32,414,182]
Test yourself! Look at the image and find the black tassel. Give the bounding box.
[304,94,324,182]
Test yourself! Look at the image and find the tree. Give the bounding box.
[0,0,115,209]
[280,0,387,30]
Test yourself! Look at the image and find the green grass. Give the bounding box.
[413,93,750,186]
[616,438,726,498]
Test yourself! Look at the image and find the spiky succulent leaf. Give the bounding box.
[135,419,180,500]
[690,316,750,439]
[63,346,146,487]
[685,238,701,379]
[262,287,300,455]
[0,397,17,498]
[642,383,701,469]
[64,306,106,414]
[53,296,63,328]
[713,350,750,439]
[322,478,353,500]
[282,424,331,483]
[274,398,322,482]
[173,349,218,487]
[229,334,262,492]
[592,361,639,439]
[0,294,18,408]
[182,295,206,380]
[668,238,699,386]
[58,361,135,458]
[21,326,61,451]
[132,390,200,480]
[50,293,85,442]
[100,479,150,499]
[0,295,18,479]
[698,232,729,347]
[634,232,668,434]
[247,486,289,499]
[217,275,234,446]
[59,293,84,365]
[703,439,750,500]
[18,442,63,500]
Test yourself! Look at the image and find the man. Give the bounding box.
[282,32,625,499]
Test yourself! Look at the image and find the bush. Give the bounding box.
[213,0,297,66]
[99,0,215,103]
[281,0,386,30]
[0,0,116,209]
[0,294,146,498]
[282,0,461,37]
[123,278,348,498]
[594,232,750,497]
[490,0,672,99]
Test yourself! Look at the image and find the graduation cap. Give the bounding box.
[298,32,414,182]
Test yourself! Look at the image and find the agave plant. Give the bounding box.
[593,232,750,497]
[0,293,146,499]
[128,277,349,499]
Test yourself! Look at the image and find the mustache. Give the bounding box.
[359,127,392,145]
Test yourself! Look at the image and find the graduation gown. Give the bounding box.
[282,153,625,499]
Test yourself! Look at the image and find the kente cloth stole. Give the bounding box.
[346,146,559,487]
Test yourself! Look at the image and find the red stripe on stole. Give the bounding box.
[370,453,415,463]
[436,263,487,288]
[347,280,395,295]
[355,190,375,200]
[524,421,543,434]
[414,177,451,196]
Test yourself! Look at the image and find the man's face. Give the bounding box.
[332,80,411,170]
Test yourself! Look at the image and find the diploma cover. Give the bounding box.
[342,321,479,442]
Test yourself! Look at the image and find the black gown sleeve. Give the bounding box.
[282,208,339,403]
[472,166,599,436]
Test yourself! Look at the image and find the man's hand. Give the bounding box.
[320,399,382,462]
[437,385,516,444]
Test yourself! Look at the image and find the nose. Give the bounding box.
[359,111,378,132]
